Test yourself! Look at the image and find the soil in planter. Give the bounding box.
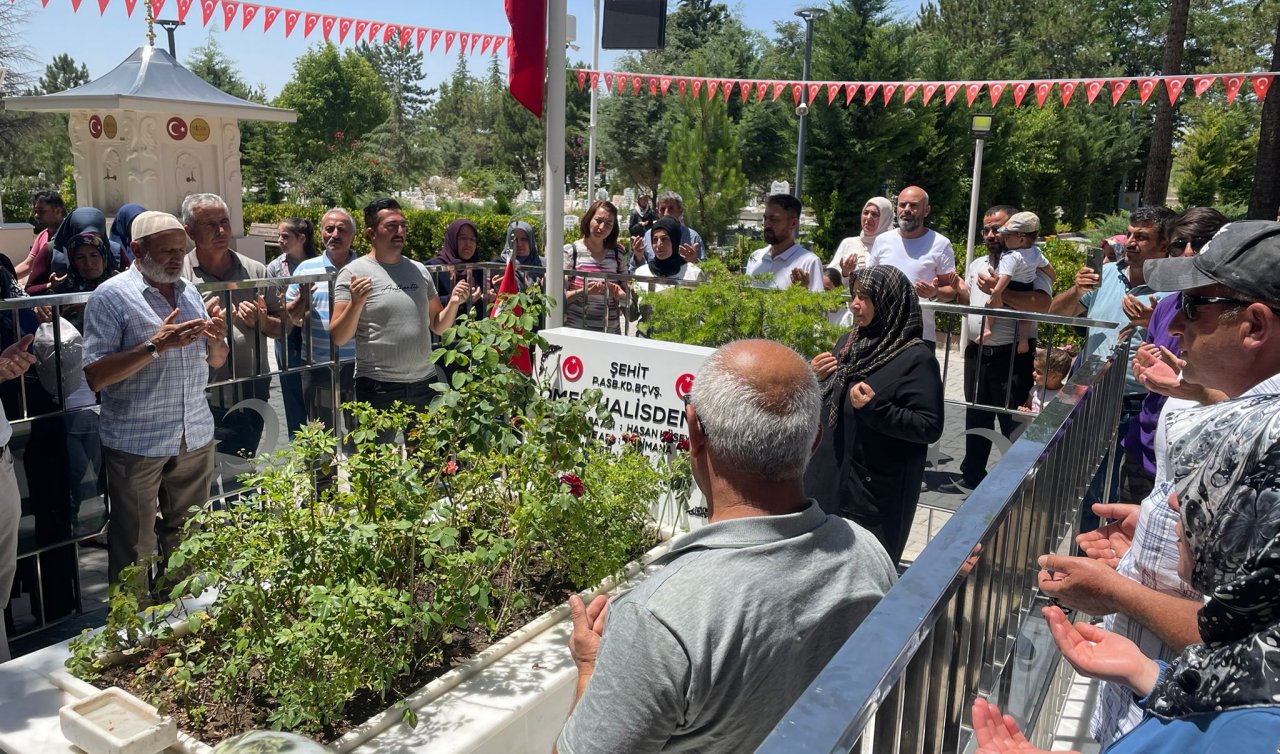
[92,569,581,746]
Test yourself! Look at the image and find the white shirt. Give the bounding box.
[995,244,1049,284]
[867,229,956,341]
[745,242,825,292]
[828,236,871,279]
[634,262,704,293]
[964,256,1053,346]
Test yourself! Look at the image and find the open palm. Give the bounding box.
[972,699,1078,754]
[1044,607,1157,692]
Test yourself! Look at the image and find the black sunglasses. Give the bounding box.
[1180,294,1280,321]
[1171,236,1213,253]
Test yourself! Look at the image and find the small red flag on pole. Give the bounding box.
[490,257,533,375]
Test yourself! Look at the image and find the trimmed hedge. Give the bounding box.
[242,203,582,262]
[2,176,76,225]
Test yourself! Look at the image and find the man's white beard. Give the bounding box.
[137,253,182,284]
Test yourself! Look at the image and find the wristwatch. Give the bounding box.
[144,340,161,359]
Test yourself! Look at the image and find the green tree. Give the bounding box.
[3,50,90,181]
[29,52,89,95]
[356,41,436,185]
[426,51,488,176]
[275,43,392,167]
[185,36,251,99]
[659,98,747,243]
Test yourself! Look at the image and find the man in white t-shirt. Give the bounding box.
[744,194,825,292]
[865,186,958,345]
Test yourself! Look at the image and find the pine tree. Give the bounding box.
[659,98,747,243]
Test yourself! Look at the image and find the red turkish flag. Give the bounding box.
[1110,79,1129,105]
[283,10,300,37]
[881,83,898,105]
[303,12,319,38]
[790,83,802,106]
[678,78,688,97]
[353,17,367,40]
[1138,78,1157,104]
[240,3,256,27]
[1223,75,1244,104]
[430,29,442,51]
[488,257,533,376]
[965,83,982,106]
[988,82,1005,106]
[647,76,658,95]
[756,81,768,102]
[97,0,110,14]
[902,83,919,104]
[575,70,587,90]
[807,82,821,104]
[944,83,960,105]
[384,24,398,44]
[481,34,493,55]
[922,83,939,105]
[262,5,280,32]
[826,82,841,104]
[603,72,615,91]
[416,27,428,50]
[617,74,629,93]
[1254,74,1272,101]
[589,71,600,90]
[1034,82,1051,107]
[493,37,506,55]
[707,79,719,100]
[123,0,139,15]
[175,0,193,23]
[321,15,336,41]
[864,82,880,105]
[222,2,238,31]
[69,0,80,10]
[368,22,383,42]
[846,83,860,105]
[458,32,470,52]
[771,81,785,101]
[470,33,481,53]
[444,30,456,53]
[401,26,414,48]
[634,76,643,96]
[692,79,704,99]
[739,80,751,103]
[200,0,215,26]
[1011,82,1029,107]
[1166,77,1186,105]
[661,77,672,95]
[1060,81,1078,106]
[1192,75,1216,97]
[719,79,731,102]
[1085,80,1103,104]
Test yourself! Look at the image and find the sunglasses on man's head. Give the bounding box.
[1179,294,1280,321]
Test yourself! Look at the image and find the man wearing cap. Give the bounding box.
[83,211,229,586]
[945,205,1052,494]
[1037,220,1280,748]
[180,193,283,460]
[1050,205,1176,521]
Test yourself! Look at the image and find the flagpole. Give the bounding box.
[545,0,567,329]
[585,0,600,207]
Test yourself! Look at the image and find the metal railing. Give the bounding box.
[755,341,1130,754]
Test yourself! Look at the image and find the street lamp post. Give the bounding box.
[793,7,826,201]
[961,113,994,344]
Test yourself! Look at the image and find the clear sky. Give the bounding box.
[13,0,922,98]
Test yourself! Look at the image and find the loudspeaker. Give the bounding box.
[601,0,668,50]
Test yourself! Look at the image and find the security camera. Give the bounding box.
[796,102,810,116]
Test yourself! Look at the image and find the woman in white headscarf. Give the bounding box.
[828,197,893,283]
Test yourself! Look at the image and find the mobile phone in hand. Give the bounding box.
[1086,247,1104,278]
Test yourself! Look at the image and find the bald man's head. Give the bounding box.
[896,186,931,235]
[689,339,820,482]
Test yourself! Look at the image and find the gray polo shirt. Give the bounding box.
[557,501,896,754]
[334,254,439,383]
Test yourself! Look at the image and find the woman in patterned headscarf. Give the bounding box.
[973,393,1280,753]
[804,265,944,563]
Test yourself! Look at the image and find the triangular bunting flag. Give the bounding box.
[416,27,428,50]
[989,82,1005,106]
[922,83,939,106]
[902,83,919,104]
[882,83,898,105]
[488,257,533,375]
[1034,82,1051,107]
[303,12,319,38]
[492,38,505,55]
[1012,82,1029,107]
[589,71,600,90]
[71,0,83,10]
[385,24,399,44]
[368,22,383,43]
[807,82,821,105]
[633,76,642,96]
[338,17,352,43]
[755,81,768,102]
[864,82,880,105]
[175,0,193,23]
[470,33,481,53]
[660,77,672,95]
[965,82,982,106]
[827,82,842,105]
[1224,75,1244,104]
[401,26,414,48]
[262,5,279,32]
[283,10,300,37]
[739,80,751,103]
[97,0,110,14]
[481,34,493,55]
[200,0,215,26]
[458,31,470,52]
[430,29,442,51]
[1193,75,1216,97]
[1110,78,1129,105]
[603,72,615,91]
[846,83,859,105]
[576,70,587,91]
[444,30,456,53]
[1166,77,1186,105]
[720,79,732,102]
[354,18,368,41]
[617,74,629,93]
[123,0,138,14]
[1085,80,1103,104]
[1060,81,1078,106]
[707,79,719,100]
[648,76,659,95]
[692,79,704,99]
[1254,74,1272,101]
[677,78,688,97]
[1138,78,1157,104]
[321,15,336,41]
[240,2,256,28]
[772,81,785,101]
[944,83,960,105]
[792,83,803,106]
[222,1,238,31]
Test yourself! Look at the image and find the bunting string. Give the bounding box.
[47,0,509,55]
[572,68,1275,107]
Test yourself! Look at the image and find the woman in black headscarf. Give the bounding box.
[50,208,124,279]
[634,216,704,293]
[108,203,146,269]
[804,265,944,563]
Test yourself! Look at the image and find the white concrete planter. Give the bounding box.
[0,537,679,754]
[59,687,177,754]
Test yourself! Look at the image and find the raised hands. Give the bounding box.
[152,308,208,353]
[1043,606,1160,695]
[0,334,37,382]
[971,699,1073,754]
[1073,265,1100,292]
[811,351,837,380]
[1075,503,1140,568]
[848,381,876,409]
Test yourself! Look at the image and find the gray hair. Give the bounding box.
[656,191,684,211]
[322,207,357,231]
[180,193,229,227]
[690,342,821,480]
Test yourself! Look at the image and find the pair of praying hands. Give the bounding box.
[151,299,226,353]
[810,352,876,408]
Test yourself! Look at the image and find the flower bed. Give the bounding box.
[64,295,689,745]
